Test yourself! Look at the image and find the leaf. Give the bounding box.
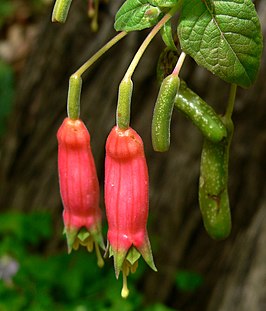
[160,20,177,51]
[114,0,162,32]
[177,0,263,87]
[148,0,178,8]
[203,0,215,13]
[0,212,52,244]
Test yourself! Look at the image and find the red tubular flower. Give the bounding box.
[105,126,156,297]
[57,117,104,266]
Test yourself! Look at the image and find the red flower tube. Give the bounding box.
[57,117,104,266]
[105,126,156,297]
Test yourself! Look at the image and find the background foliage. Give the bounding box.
[0,211,179,310]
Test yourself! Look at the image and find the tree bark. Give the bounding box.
[0,0,265,310]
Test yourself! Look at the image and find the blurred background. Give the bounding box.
[0,1,265,310]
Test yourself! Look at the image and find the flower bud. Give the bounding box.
[57,117,104,267]
[105,126,156,297]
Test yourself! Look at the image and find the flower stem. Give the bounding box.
[225,84,237,121]
[52,0,72,23]
[123,5,180,81]
[90,0,99,32]
[172,51,186,76]
[67,75,82,119]
[95,242,104,268]
[116,77,133,129]
[66,31,127,119]
[74,31,127,77]
[116,3,181,128]
[121,269,129,299]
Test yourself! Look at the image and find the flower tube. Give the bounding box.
[105,126,156,297]
[57,117,104,266]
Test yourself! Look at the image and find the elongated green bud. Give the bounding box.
[175,81,227,142]
[67,75,82,120]
[152,74,180,152]
[116,78,133,130]
[198,118,233,240]
[52,0,72,23]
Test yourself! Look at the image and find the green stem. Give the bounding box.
[66,31,127,119]
[223,84,237,179]
[52,0,72,23]
[225,84,237,121]
[123,4,181,80]
[74,31,127,77]
[116,2,182,129]
[91,0,99,32]
[67,74,82,119]
[116,78,133,129]
[172,51,186,76]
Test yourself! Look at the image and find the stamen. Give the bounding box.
[86,238,94,252]
[95,242,104,268]
[130,260,138,274]
[124,261,130,276]
[91,0,99,32]
[73,239,80,250]
[121,268,129,299]
[88,0,94,17]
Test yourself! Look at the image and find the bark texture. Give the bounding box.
[0,1,265,310]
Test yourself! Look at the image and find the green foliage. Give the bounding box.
[144,303,177,311]
[115,0,262,86]
[152,74,180,152]
[160,20,177,51]
[174,81,227,143]
[114,0,179,32]
[198,117,233,240]
[0,212,51,245]
[0,212,173,310]
[148,1,178,8]
[175,270,204,292]
[114,0,163,31]
[177,0,263,87]
[0,0,14,27]
[0,61,14,137]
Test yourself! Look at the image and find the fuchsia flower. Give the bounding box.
[57,117,104,266]
[105,126,156,297]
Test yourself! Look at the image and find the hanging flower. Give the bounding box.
[105,126,156,297]
[57,117,104,266]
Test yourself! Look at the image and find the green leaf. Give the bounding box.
[114,0,162,32]
[160,20,177,51]
[0,212,52,244]
[148,0,178,8]
[203,0,215,13]
[177,0,263,87]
